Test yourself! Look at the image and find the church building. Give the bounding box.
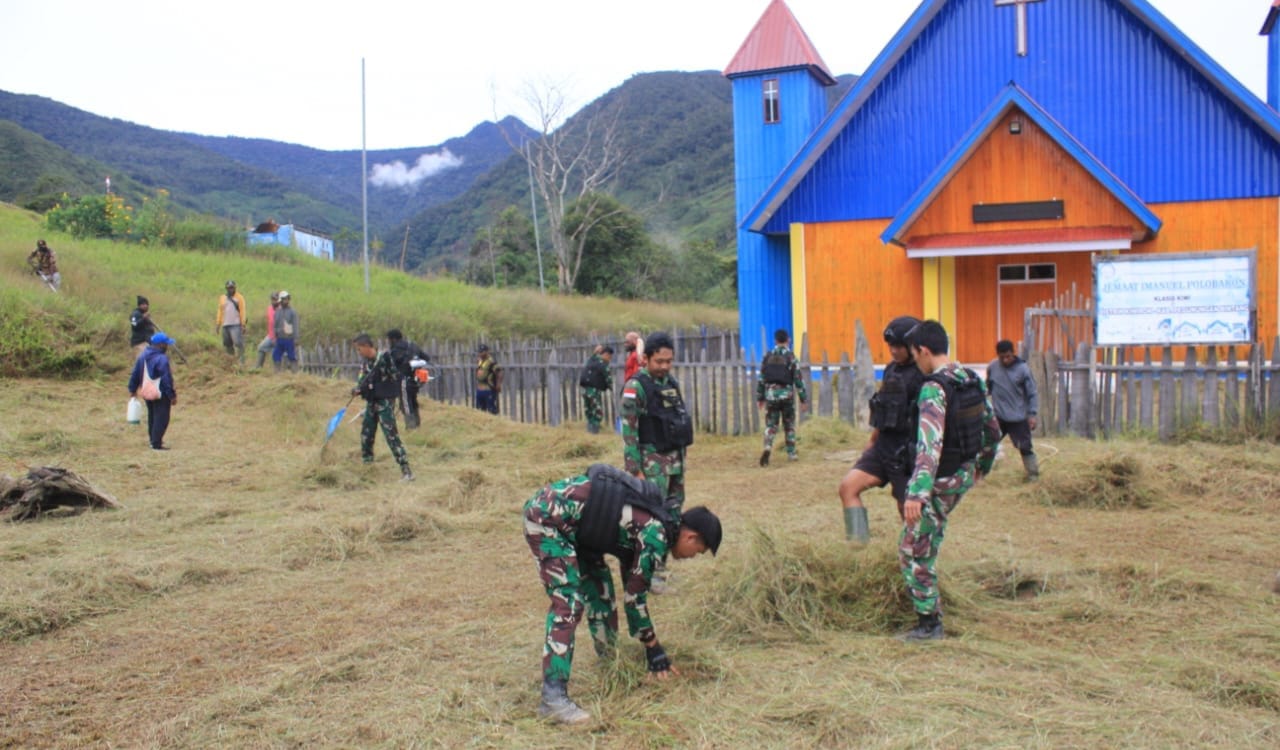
[726,0,1280,363]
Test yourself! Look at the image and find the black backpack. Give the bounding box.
[925,368,988,477]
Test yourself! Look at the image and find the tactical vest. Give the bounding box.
[926,368,988,477]
[869,361,924,434]
[361,353,401,400]
[634,372,694,452]
[579,357,609,389]
[760,350,794,386]
[576,464,678,557]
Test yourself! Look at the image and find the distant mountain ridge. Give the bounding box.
[1,72,854,272]
[0,90,535,240]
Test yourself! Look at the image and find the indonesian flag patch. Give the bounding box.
[622,386,637,400]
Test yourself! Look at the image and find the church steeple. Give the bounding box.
[725,0,836,355]
[724,0,836,85]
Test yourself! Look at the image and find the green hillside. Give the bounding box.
[0,91,360,231]
[0,203,736,378]
[0,120,150,212]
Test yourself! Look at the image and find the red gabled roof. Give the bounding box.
[723,0,836,85]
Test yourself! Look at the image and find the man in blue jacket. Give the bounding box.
[986,340,1040,480]
[128,332,178,450]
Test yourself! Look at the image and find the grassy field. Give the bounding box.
[1,363,1277,749]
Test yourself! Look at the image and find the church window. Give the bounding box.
[763,79,780,123]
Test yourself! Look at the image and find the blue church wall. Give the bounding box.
[732,66,831,351]
[736,231,793,359]
[761,0,1280,234]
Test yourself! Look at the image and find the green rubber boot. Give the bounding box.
[844,506,870,544]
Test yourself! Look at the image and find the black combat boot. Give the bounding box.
[901,612,944,642]
[759,448,771,467]
[538,678,590,724]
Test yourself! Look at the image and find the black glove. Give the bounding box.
[645,643,671,673]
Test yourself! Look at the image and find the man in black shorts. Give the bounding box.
[837,316,923,543]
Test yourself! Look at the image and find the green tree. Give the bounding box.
[45,193,132,239]
[467,206,539,287]
[567,193,666,299]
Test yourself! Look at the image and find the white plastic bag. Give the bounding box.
[127,397,143,424]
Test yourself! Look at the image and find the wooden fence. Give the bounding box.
[299,327,878,435]
[1030,340,1280,440]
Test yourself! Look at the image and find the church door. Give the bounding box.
[997,262,1057,348]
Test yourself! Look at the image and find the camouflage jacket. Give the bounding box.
[548,474,671,641]
[755,344,809,404]
[905,362,1001,505]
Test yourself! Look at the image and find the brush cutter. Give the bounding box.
[34,270,57,293]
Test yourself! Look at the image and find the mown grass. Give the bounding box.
[0,202,736,377]
[0,368,1277,748]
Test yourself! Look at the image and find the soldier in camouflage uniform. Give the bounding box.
[579,345,614,434]
[523,464,721,724]
[620,332,692,514]
[351,333,414,482]
[899,320,1000,641]
[755,329,809,466]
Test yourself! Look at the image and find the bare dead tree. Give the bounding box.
[498,80,627,293]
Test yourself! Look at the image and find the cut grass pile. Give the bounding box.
[0,369,1277,748]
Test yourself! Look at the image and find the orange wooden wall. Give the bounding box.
[801,219,922,363]
[798,206,1278,365]
[908,111,1145,239]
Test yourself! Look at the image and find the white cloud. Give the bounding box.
[369,150,464,188]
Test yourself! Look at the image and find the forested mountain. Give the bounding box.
[398,70,856,273]
[399,71,736,273]
[176,117,536,232]
[0,91,532,238]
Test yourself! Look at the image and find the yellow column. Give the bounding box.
[921,257,959,353]
[790,223,808,346]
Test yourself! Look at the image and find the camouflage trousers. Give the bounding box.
[523,489,618,682]
[582,387,605,431]
[640,449,685,517]
[360,398,410,472]
[762,398,798,455]
[898,491,964,616]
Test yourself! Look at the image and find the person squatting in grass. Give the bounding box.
[987,339,1041,481]
[27,239,60,291]
[838,316,925,543]
[522,463,721,724]
[899,320,1000,641]
[351,333,414,482]
[579,345,614,434]
[128,332,178,450]
[755,328,809,466]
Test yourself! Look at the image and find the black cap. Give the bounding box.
[225,280,236,288]
[680,506,721,555]
[477,343,490,353]
[883,316,921,346]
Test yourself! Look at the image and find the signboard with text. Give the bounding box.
[1093,250,1255,346]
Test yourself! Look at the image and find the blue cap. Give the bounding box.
[150,332,176,346]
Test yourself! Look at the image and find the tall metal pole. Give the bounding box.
[526,141,546,294]
[361,58,371,294]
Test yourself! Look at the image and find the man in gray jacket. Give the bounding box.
[987,340,1039,480]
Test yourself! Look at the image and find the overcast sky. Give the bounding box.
[0,0,1272,152]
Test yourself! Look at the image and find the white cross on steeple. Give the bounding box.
[995,0,1045,57]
